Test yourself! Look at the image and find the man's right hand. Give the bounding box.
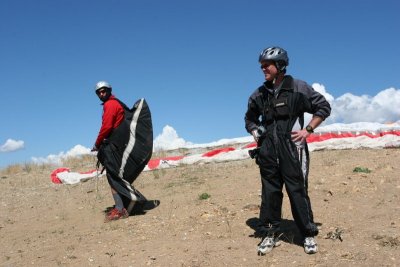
[252,129,259,143]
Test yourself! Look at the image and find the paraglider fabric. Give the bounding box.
[97,98,153,206]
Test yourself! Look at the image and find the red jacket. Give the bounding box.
[95,95,125,148]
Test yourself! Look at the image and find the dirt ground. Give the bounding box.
[1,148,399,267]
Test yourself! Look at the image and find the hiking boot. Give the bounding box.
[104,205,115,214]
[304,237,318,254]
[104,208,129,222]
[257,236,281,255]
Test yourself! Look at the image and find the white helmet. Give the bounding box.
[94,81,112,92]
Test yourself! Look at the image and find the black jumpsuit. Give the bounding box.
[245,75,331,238]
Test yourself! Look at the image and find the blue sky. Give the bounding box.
[1,0,399,167]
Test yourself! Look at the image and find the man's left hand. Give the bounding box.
[291,129,310,143]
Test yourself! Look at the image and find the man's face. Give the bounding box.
[260,60,278,81]
[96,88,110,102]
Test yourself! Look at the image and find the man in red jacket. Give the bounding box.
[92,81,129,222]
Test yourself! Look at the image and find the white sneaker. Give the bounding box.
[257,237,281,255]
[304,237,318,254]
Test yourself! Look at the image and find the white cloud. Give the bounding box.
[311,84,400,125]
[312,83,334,103]
[64,145,91,158]
[31,145,92,165]
[0,139,25,152]
[329,87,400,124]
[33,127,193,165]
[153,125,193,151]
[29,86,400,165]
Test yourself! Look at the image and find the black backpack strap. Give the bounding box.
[113,98,130,111]
[288,77,305,129]
[255,86,268,124]
[299,113,304,129]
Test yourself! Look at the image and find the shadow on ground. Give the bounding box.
[246,217,321,246]
[104,200,161,216]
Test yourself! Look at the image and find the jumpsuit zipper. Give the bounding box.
[272,86,283,166]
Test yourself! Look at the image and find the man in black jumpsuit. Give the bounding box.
[245,47,331,254]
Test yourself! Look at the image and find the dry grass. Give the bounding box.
[0,149,399,266]
[1,162,49,176]
[61,155,98,171]
[1,146,196,176]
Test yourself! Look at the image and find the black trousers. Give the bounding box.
[98,141,147,208]
[257,134,318,238]
[106,171,147,208]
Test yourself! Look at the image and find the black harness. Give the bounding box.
[258,76,304,131]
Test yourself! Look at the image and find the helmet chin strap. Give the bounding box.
[272,62,285,86]
[264,62,286,86]
[272,75,283,88]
